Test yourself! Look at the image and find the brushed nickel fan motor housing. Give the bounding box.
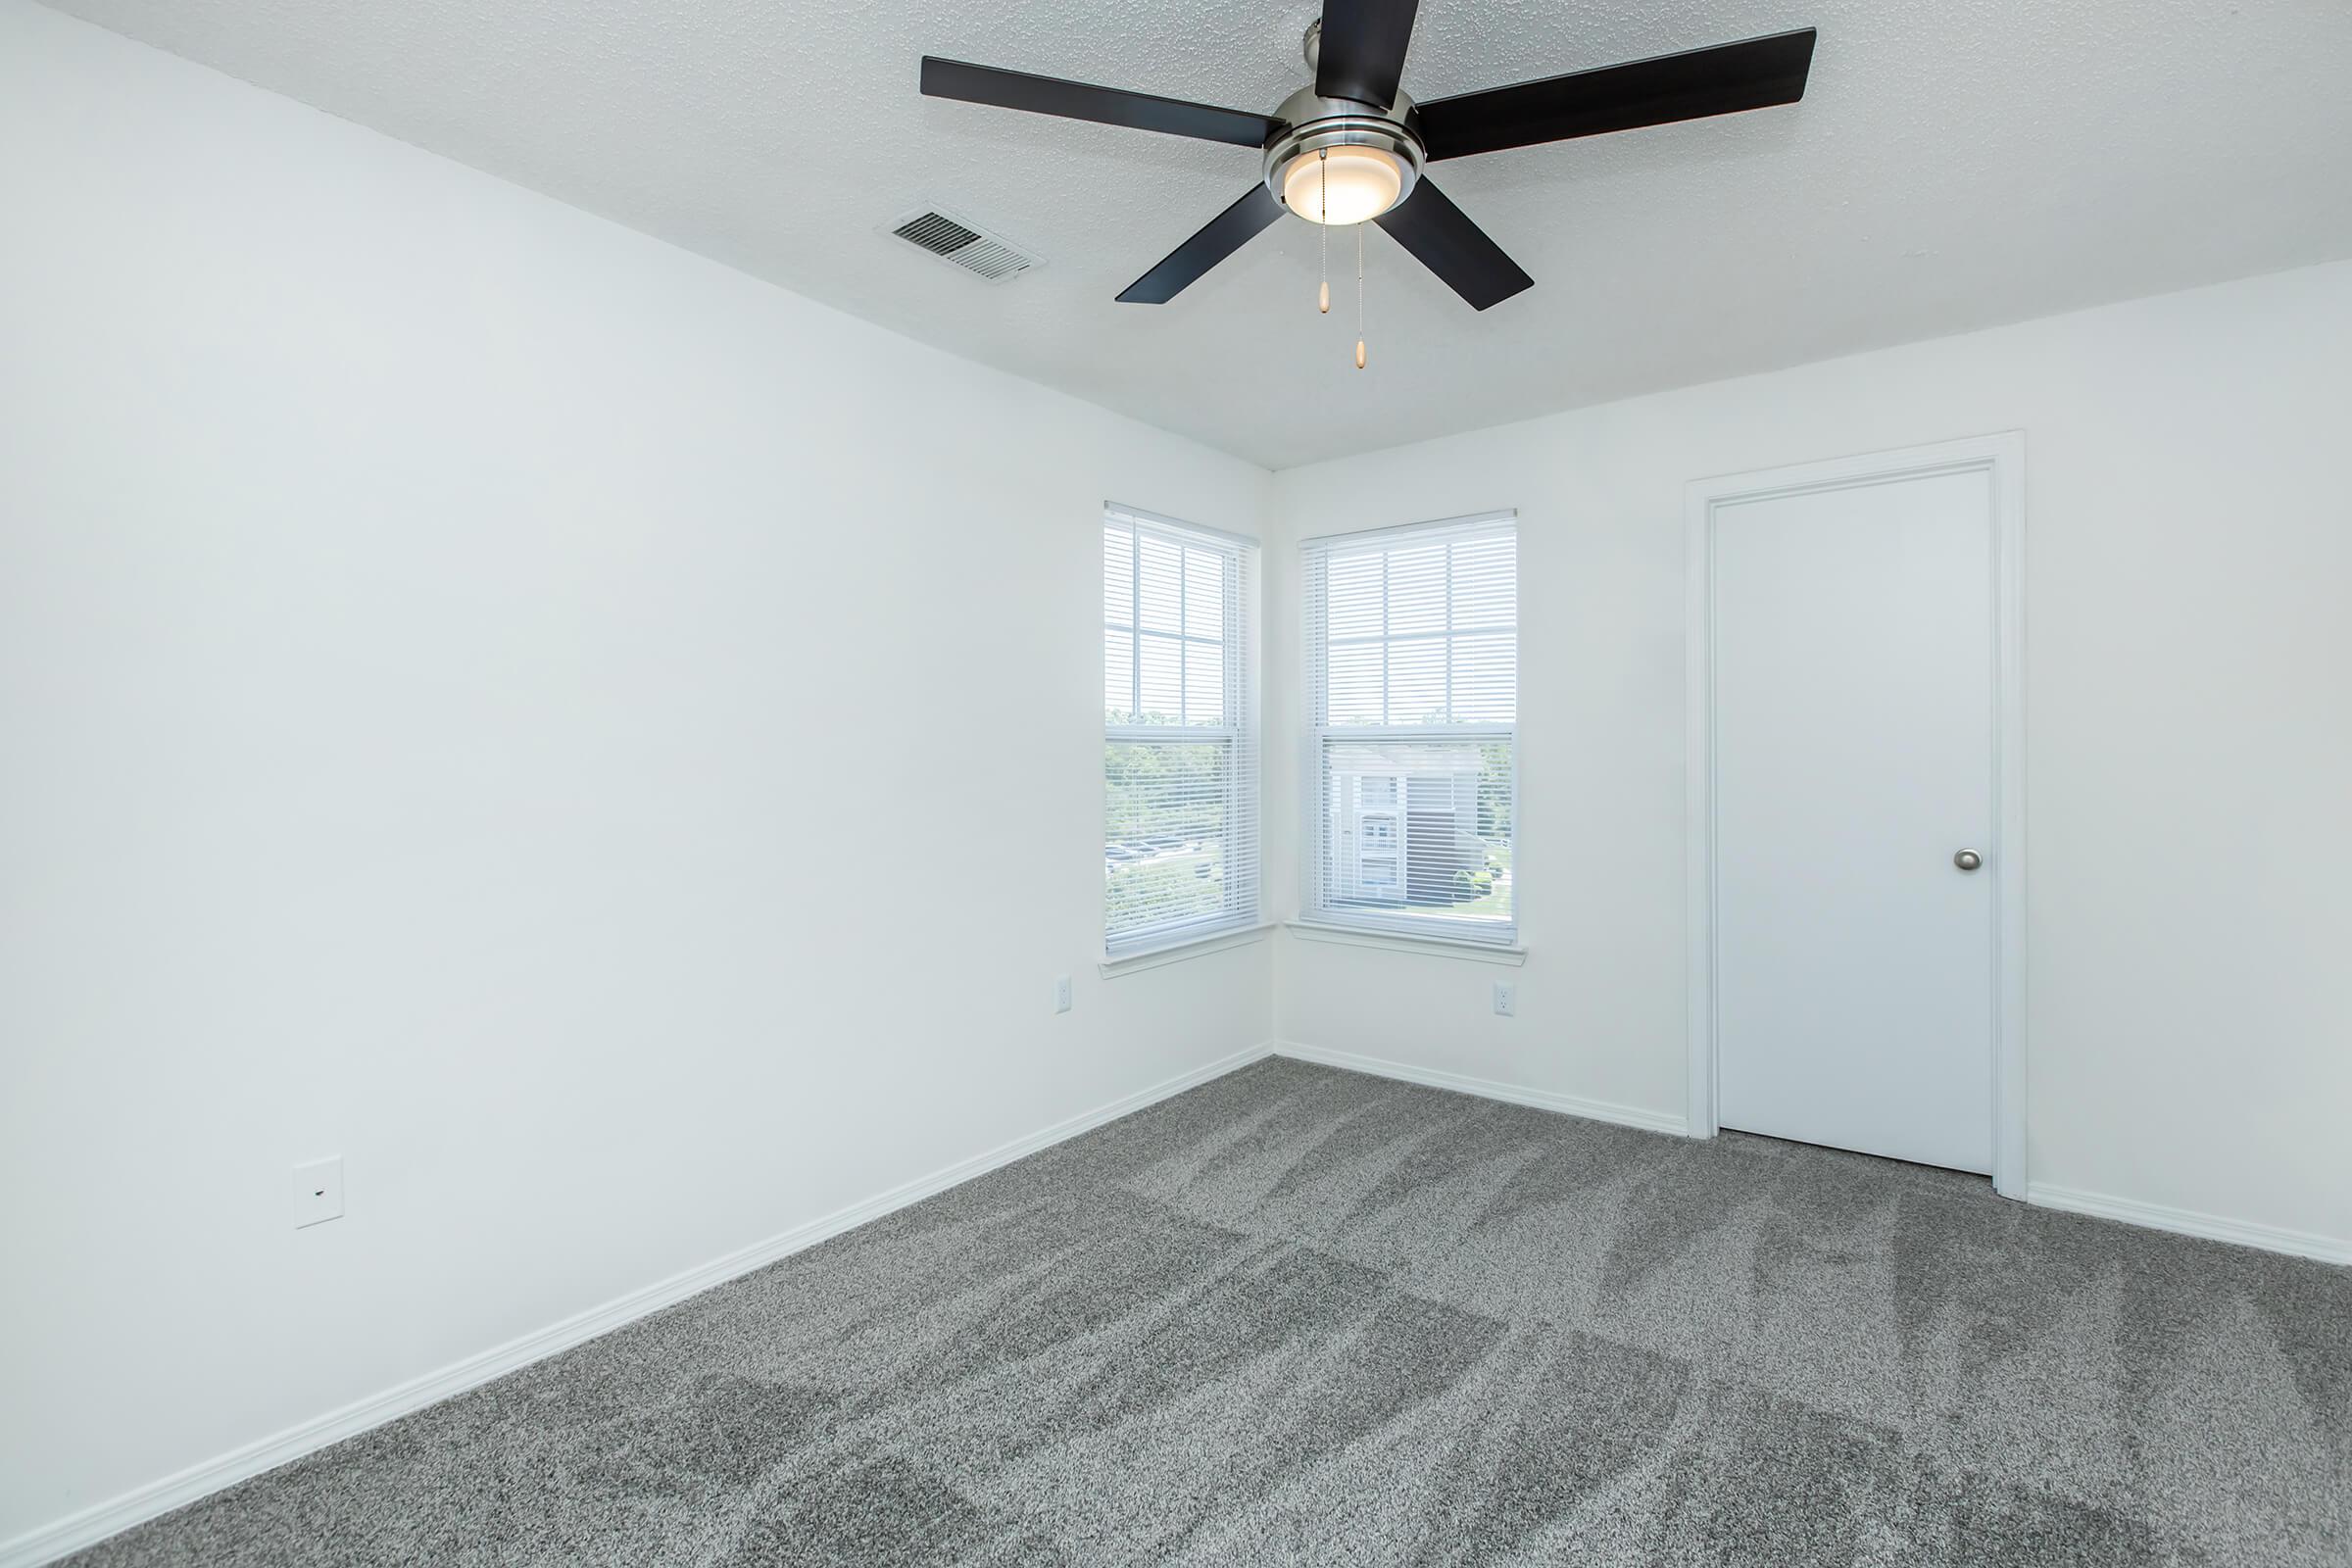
[1261,83,1426,216]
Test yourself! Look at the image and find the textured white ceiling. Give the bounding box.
[41,0,2352,466]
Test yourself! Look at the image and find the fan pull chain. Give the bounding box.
[1317,150,1330,314]
[1354,221,1367,369]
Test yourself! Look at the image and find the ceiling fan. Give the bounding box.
[920,2,1816,313]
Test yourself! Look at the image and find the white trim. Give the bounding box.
[1279,1041,2347,1266]
[2027,1183,2352,1266]
[1102,499,1258,550]
[1098,921,1274,977]
[1298,507,1516,552]
[1274,1041,1684,1135]
[1284,919,1526,965]
[1685,432,2029,1195]
[0,1043,1279,1568]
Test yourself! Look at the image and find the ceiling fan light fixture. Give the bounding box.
[922,7,1817,314]
[1282,144,1403,225]
[1262,104,1425,228]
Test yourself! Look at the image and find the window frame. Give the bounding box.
[1301,511,1519,948]
[1102,503,1261,959]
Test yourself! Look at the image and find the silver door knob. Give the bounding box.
[1953,849,1983,872]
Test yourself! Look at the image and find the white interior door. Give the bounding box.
[1711,467,1996,1173]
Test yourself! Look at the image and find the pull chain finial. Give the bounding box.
[1354,221,1366,369]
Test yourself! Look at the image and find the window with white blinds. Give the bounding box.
[1104,506,1259,956]
[1304,513,1517,944]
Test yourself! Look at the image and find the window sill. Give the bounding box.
[1283,919,1527,965]
[1099,922,1274,979]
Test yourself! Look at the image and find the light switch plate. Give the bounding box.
[292,1156,344,1228]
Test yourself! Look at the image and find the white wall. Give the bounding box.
[0,4,1273,1548]
[1265,257,2352,1252]
[8,0,2350,1552]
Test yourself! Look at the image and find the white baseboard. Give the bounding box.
[0,1042,1277,1568]
[1270,1047,2348,1267]
[25,1044,2331,1567]
[2026,1182,2351,1266]
[1272,1041,1688,1137]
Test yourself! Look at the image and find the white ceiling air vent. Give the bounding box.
[886,208,1041,283]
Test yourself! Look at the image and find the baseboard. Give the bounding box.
[1273,1048,2347,1266]
[2026,1182,2351,1266]
[38,1044,2330,1567]
[1273,1041,1688,1137]
[0,1042,1277,1568]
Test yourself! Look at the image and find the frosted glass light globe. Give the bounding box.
[1283,145,1404,225]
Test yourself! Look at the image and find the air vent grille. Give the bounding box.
[887,209,1040,283]
[895,212,983,256]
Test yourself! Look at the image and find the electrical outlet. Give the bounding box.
[292,1156,344,1229]
[1492,980,1516,1018]
[1053,974,1072,1014]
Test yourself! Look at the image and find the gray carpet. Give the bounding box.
[67,1058,2350,1566]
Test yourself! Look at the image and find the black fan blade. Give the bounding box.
[920,57,1278,147]
[1315,0,1420,108]
[1117,185,1284,303]
[1416,27,1817,162]
[1374,179,1532,311]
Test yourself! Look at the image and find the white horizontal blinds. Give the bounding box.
[1305,515,1517,942]
[1104,508,1259,955]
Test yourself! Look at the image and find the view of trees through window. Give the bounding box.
[1104,740,1229,932]
[1103,511,1256,953]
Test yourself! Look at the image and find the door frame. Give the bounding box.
[1684,432,2027,1197]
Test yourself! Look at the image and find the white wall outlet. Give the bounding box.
[292,1156,344,1228]
[1053,974,1072,1014]
[1492,980,1517,1017]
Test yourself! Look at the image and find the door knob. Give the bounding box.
[1953,849,1983,872]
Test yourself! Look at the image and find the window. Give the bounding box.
[1103,506,1258,956]
[1304,514,1516,944]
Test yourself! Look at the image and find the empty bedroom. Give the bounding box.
[2,0,2347,1563]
